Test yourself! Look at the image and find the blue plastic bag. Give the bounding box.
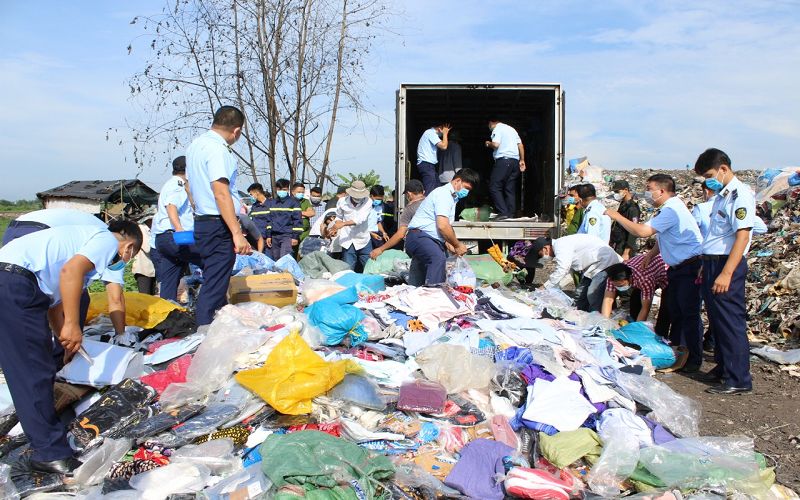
[305,290,367,346]
[611,322,676,369]
[275,254,306,281]
[232,251,276,275]
[334,273,385,293]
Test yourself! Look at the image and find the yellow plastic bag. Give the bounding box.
[235,332,362,415]
[87,292,185,329]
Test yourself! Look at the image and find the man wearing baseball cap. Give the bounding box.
[608,179,641,260]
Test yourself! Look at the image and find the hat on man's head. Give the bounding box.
[611,180,629,191]
[525,237,552,269]
[403,179,424,194]
[336,185,349,195]
[345,180,369,199]
[172,156,186,173]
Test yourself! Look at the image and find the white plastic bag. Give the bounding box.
[129,462,211,500]
[588,412,640,496]
[170,437,243,475]
[415,343,493,394]
[447,256,477,288]
[73,438,133,486]
[616,371,700,438]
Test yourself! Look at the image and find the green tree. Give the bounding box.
[335,170,382,190]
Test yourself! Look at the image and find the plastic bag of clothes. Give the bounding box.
[363,249,410,275]
[235,332,360,414]
[305,288,368,346]
[415,343,494,394]
[275,254,306,281]
[86,292,185,329]
[129,462,211,499]
[334,272,386,292]
[73,437,133,486]
[232,251,275,275]
[448,256,477,288]
[124,404,205,442]
[616,371,700,438]
[202,461,274,500]
[159,305,273,409]
[460,204,494,222]
[298,251,351,279]
[301,277,346,305]
[611,322,675,369]
[588,411,641,496]
[0,464,19,500]
[464,254,512,285]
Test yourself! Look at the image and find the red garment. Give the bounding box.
[605,253,668,300]
[139,355,192,394]
[133,448,170,466]
[285,423,341,437]
[147,337,182,354]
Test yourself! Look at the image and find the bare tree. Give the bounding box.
[120,0,404,192]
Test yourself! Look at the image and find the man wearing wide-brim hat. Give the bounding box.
[330,180,373,270]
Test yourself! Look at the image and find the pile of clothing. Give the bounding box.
[0,263,795,500]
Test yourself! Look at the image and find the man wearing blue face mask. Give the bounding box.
[292,182,315,244]
[405,169,480,285]
[0,220,142,475]
[605,174,704,373]
[600,255,670,332]
[368,185,388,249]
[264,178,303,260]
[247,183,270,239]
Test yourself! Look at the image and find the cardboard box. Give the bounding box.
[228,273,297,307]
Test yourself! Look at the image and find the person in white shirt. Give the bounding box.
[330,180,373,270]
[486,116,525,220]
[527,234,622,312]
[416,122,451,196]
[576,183,612,243]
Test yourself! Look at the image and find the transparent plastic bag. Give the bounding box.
[447,256,477,288]
[73,437,133,486]
[170,437,243,476]
[129,462,211,499]
[327,374,387,410]
[159,305,273,409]
[0,463,19,500]
[415,343,493,394]
[202,462,275,500]
[124,404,204,442]
[491,360,527,408]
[171,403,241,441]
[531,288,574,317]
[301,278,346,305]
[638,437,770,497]
[266,305,322,349]
[588,415,640,496]
[616,371,700,438]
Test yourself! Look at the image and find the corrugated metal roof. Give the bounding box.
[37,179,159,205]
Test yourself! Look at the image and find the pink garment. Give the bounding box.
[147,337,182,355]
[139,355,191,394]
[504,467,572,500]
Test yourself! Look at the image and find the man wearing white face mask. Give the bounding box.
[608,180,640,260]
[605,174,704,373]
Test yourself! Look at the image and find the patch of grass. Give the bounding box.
[0,217,12,247]
[88,262,138,293]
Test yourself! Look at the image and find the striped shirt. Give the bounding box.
[605,253,668,301]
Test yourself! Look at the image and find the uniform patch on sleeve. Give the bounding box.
[632,217,639,223]
[735,207,747,220]
[589,217,597,226]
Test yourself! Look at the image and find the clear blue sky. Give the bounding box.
[1,0,798,199]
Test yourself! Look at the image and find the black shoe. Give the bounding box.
[705,384,752,395]
[679,363,701,373]
[692,371,724,383]
[30,457,83,476]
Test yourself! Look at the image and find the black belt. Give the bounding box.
[408,228,421,232]
[672,255,700,270]
[0,263,36,283]
[10,220,50,229]
[195,215,222,221]
[702,255,727,261]
[495,157,519,162]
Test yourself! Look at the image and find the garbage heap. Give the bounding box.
[1,250,796,500]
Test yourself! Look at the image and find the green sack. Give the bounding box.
[463,254,512,285]
[261,430,395,500]
[459,204,493,222]
[539,428,603,469]
[363,249,410,275]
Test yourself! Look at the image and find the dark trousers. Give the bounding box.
[194,219,235,326]
[667,260,703,366]
[489,158,520,217]
[342,243,371,271]
[150,246,162,284]
[630,287,672,338]
[156,232,203,302]
[136,275,156,295]
[269,233,294,261]
[2,221,49,246]
[405,231,446,285]
[418,161,439,197]
[575,272,608,312]
[703,259,751,388]
[0,271,73,462]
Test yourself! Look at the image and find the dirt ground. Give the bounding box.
[532,261,800,490]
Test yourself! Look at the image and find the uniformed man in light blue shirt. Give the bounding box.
[575,183,612,243]
[3,208,129,338]
[406,169,480,285]
[416,122,451,196]
[605,174,704,372]
[0,221,142,475]
[187,106,251,326]
[486,116,525,220]
[694,179,767,239]
[693,148,755,395]
[152,156,204,302]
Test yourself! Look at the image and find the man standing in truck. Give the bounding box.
[486,116,525,220]
[416,122,451,196]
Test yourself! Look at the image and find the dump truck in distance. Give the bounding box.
[395,83,565,249]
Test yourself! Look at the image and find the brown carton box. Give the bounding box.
[228,273,297,307]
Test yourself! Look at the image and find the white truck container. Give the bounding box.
[395,83,566,250]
